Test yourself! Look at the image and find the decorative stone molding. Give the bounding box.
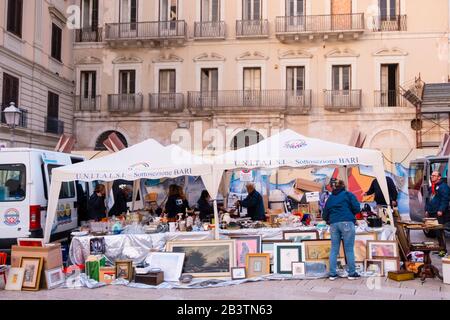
[112,56,143,64]
[193,52,226,62]
[48,5,67,24]
[76,56,103,65]
[373,47,408,57]
[236,51,269,61]
[279,49,313,59]
[325,48,360,58]
[152,53,184,63]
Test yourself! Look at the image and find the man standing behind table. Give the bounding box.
[425,171,449,256]
[236,183,266,221]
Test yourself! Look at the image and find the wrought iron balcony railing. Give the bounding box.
[324,90,362,110]
[374,90,408,107]
[75,95,101,112]
[75,27,103,42]
[371,15,407,31]
[236,20,269,38]
[149,93,185,113]
[188,90,312,112]
[45,117,64,135]
[194,21,226,39]
[105,20,187,41]
[107,94,143,113]
[275,13,364,34]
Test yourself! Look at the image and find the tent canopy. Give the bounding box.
[205,129,390,206]
[43,139,212,243]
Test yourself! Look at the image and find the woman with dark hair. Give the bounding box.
[197,190,214,221]
[87,184,107,220]
[164,184,190,220]
[322,180,361,281]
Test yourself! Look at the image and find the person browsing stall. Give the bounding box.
[322,180,361,281]
[165,184,190,221]
[425,171,449,256]
[237,183,266,221]
[109,185,130,216]
[87,184,107,221]
[197,190,214,221]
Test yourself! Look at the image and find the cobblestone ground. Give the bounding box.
[0,230,449,300]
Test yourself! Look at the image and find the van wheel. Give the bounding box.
[423,229,437,238]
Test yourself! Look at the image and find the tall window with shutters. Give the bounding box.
[82,0,99,29]
[51,24,62,62]
[7,0,23,37]
[120,0,138,31]
[286,67,305,94]
[1,73,20,124]
[119,70,136,94]
[201,0,220,22]
[243,0,262,20]
[332,65,351,91]
[380,0,398,21]
[46,91,61,134]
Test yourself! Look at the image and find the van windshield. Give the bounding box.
[0,164,26,202]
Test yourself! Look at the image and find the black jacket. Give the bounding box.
[197,197,214,221]
[87,193,107,220]
[366,177,398,206]
[241,190,266,221]
[165,195,190,218]
[109,190,129,216]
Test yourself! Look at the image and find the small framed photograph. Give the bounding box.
[45,268,65,289]
[291,262,306,276]
[99,267,116,284]
[373,257,400,274]
[17,238,44,247]
[246,253,270,278]
[283,230,319,242]
[90,237,106,255]
[231,267,246,280]
[115,260,134,281]
[365,259,384,276]
[20,257,44,291]
[367,241,399,259]
[5,268,25,291]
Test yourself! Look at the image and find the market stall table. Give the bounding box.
[69,225,396,265]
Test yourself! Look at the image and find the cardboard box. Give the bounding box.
[388,271,415,282]
[11,243,62,270]
[134,271,164,286]
[443,258,450,285]
[11,243,63,289]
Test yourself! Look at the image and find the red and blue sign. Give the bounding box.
[4,208,20,226]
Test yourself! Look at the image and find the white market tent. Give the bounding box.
[205,129,393,223]
[43,139,212,243]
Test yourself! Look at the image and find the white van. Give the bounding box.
[0,148,89,251]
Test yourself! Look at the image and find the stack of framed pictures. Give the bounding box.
[366,240,400,276]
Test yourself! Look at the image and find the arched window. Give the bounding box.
[231,129,264,150]
[94,131,128,151]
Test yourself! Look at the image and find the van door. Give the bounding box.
[408,160,426,222]
[43,163,78,236]
[0,158,30,239]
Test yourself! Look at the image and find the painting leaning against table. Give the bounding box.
[166,240,236,278]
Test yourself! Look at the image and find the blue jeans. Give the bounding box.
[329,221,356,276]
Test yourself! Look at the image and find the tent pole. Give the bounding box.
[213,199,220,240]
[132,179,139,211]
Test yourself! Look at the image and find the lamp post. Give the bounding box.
[2,102,22,147]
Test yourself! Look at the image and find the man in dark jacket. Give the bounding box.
[322,180,361,280]
[87,184,107,220]
[425,171,449,256]
[364,176,398,207]
[238,183,265,221]
[109,186,130,216]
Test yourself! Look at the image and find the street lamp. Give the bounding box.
[2,102,22,147]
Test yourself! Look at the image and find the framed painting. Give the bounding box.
[229,236,262,268]
[166,240,236,278]
[44,268,65,289]
[5,268,25,291]
[365,259,384,276]
[231,267,246,280]
[246,253,270,278]
[115,260,133,281]
[273,243,305,274]
[373,257,400,274]
[352,232,378,262]
[99,267,116,284]
[303,240,344,260]
[291,262,306,276]
[283,230,319,242]
[20,257,43,291]
[367,241,399,259]
[261,240,291,264]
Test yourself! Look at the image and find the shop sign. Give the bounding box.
[305,192,320,203]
